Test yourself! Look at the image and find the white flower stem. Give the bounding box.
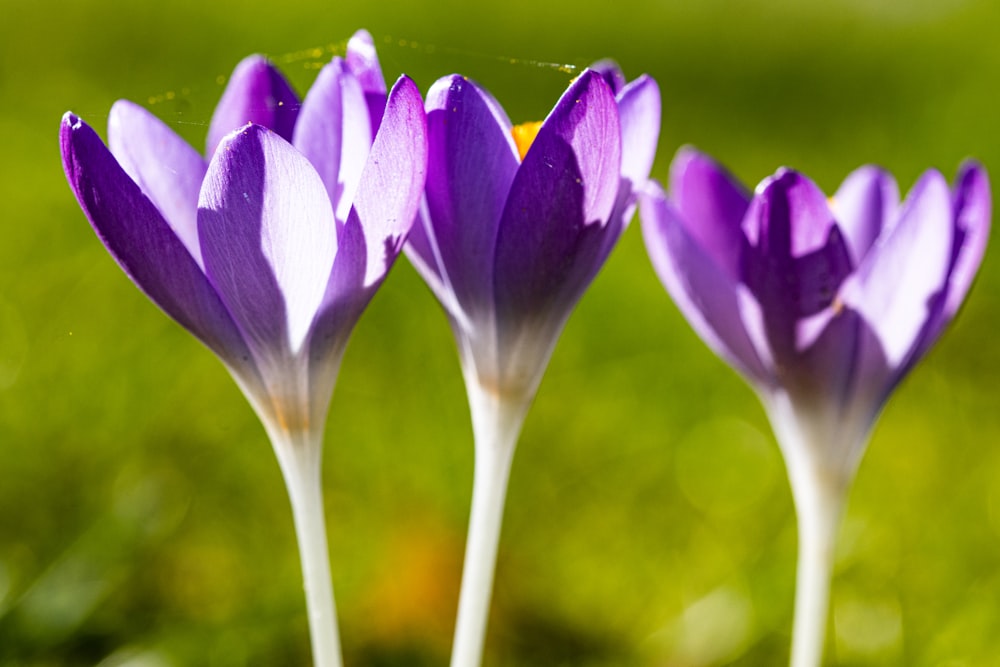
[788,465,843,667]
[271,428,344,667]
[769,399,851,667]
[450,381,530,667]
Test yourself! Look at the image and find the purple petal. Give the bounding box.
[293,58,372,223]
[198,124,336,357]
[945,160,991,319]
[590,59,627,95]
[640,181,771,385]
[742,170,854,361]
[107,100,207,267]
[743,169,839,256]
[841,311,894,437]
[831,165,899,266]
[493,69,622,324]
[616,74,661,188]
[668,147,751,282]
[839,169,954,368]
[782,307,860,412]
[347,75,428,288]
[410,74,519,322]
[60,112,254,373]
[206,56,299,158]
[346,29,388,135]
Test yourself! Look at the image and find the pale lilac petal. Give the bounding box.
[590,59,627,95]
[493,69,622,322]
[640,181,771,385]
[348,75,428,287]
[946,160,991,319]
[107,100,207,267]
[60,112,254,373]
[831,166,899,265]
[206,56,299,157]
[616,74,661,187]
[346,29,388,135]
[198,125,336,357]
[839,169,954,368]
[410,74,519,321]
[669,147,751,282]
[293,58,372,223]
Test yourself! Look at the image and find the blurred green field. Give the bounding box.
[2,0,1000,665]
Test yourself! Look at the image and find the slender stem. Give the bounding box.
[271,429,343,667]
[769,398,850,667]
[450,381,530,667]
[788,467,843,667]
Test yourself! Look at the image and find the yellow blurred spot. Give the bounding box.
[511,121,543,160]
[357,517,463,650]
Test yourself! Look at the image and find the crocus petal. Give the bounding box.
[840,169,954,368]
[640,181,771,385]
[590,59,627,95]
[198,124,336,357]
[60,113,254,373]
[616,74,661,188]
[830,165,899,266]
[347,75,428,288]
[743,169,841,257]
[346,29,388,135]
[493,69,622,323]
[783,307,860,412]
[742,170,853,358]
[293,58,372,223]
[669,147,751,282]
[206,56,299,157]
[946,160,991,319]
[308,77,428,418]
[410,74,519,322]
[107,100,208,267]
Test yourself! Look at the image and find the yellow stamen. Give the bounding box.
[511,121,544,161]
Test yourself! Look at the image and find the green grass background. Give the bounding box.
[2,0,999,664]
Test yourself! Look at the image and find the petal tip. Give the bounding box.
[62,111,82,130]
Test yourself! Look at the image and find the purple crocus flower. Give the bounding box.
[406,64,660,667]
[640,147,990,667]
[60,33,427,667]
[407,65,660,402]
